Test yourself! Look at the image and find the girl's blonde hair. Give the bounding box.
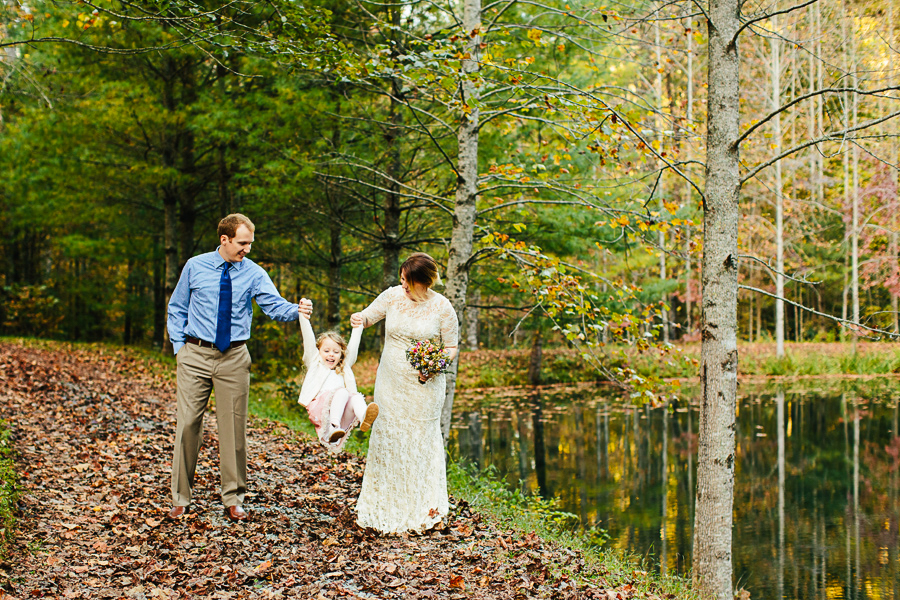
[316,331,347,373]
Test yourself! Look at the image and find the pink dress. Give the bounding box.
[305,385,362,452]
[297,318,364,453]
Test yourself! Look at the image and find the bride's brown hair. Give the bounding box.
[400,253,441,288]
[316,331,347,374]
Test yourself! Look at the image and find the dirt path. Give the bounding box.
[0,342,640,599]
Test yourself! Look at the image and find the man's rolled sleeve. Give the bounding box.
[253,271,299,322]
[167,262,192,354]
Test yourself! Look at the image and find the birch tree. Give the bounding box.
[771,11,786,357]
[440,0,481,439]
[692,0,740,593]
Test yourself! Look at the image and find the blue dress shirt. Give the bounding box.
[166,249,299,354]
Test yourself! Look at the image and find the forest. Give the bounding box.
[2,0,899,597]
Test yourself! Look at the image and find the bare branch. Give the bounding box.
[740,109,900,185]
[732,0,820,45]
[739,285,900,340]
[508,301,543,338]
[733,85,900,149]
[736,254,822,284]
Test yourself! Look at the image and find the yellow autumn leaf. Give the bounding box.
[527,28,542,42]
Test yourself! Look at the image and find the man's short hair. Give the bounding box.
[218,214,255,238]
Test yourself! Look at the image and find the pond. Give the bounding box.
[448,379,900,600]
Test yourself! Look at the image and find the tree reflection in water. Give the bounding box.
[531,389,548,498]
[449,380,900,600]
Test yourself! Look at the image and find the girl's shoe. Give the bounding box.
[328,426,346,443]
[360,403,379,432]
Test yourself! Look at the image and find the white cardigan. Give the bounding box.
[297,317,363,407]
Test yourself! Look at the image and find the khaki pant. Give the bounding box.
[171,342,252,507]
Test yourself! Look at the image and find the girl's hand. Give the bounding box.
[418,372,430,384]
[350,312,366,328]
[298,298,313,319]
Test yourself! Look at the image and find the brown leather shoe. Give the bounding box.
[167,505,188,520]
[225,505,248,522]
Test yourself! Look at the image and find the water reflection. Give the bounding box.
[449,380,900,600]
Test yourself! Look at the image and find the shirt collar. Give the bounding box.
[213,247,245,271]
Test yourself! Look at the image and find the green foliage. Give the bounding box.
[0,421,19,560]
[447,461,612,546]
[485,231,692,403]
[1,285,64,338]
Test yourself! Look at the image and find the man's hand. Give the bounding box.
[299,298,313,319]
[350,312,365,328]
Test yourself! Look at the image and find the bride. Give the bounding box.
[350,253,459,533]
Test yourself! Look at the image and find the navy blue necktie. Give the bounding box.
[215,264,232,352]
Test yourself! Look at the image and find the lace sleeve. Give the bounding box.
[361,288,392,327]
[439,298,460,348]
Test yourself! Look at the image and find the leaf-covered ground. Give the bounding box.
[0,341,653,599]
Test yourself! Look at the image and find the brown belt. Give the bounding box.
[184,336,247,351]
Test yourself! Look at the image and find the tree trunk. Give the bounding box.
[382,5,404,290]
[851,22,860,353]
[163,190,179,351]
[327,216,343,329]
[655,20,669,344]
[178,128,197,272]
[326,109,345,330]
[441,0,481,442]
[177,63,198,272]
[772,12,785,358]
[893,3,900,335]
[684,9,695,339]
[693,0,740,596]
[815,2,825,205]
[807,6,818,212]
[841,5,859,351]
[216,63,233,216]
[153,235,166,348]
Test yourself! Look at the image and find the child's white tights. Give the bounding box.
[330,389,367,428]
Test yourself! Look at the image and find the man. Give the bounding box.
[166,213,312,521]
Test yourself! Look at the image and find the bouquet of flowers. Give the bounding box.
[406,339,450,384]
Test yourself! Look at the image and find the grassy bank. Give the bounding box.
[433,341,900,388]
[0,421,18,560]
[444,460,697,597]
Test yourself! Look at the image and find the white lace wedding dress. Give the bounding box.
[355,285,459,533]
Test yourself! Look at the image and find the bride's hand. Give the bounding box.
[350,312,365,328]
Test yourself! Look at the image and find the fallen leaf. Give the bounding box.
[255,560,272,573]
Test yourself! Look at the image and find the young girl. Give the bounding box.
[297,313,378,451]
